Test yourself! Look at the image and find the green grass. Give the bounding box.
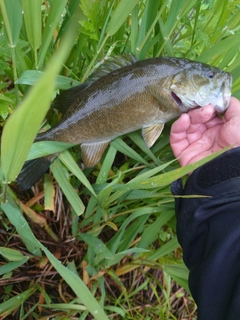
[0,0,240,319]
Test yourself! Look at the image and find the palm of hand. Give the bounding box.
[170,97,240,167]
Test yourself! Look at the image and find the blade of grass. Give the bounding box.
[44,173,55,211]
[0,0,22,102]
[111,138,150,167]
[137,210,175,249]
[1,19,78,183]
[0,257,29,276]
[148,237,179,260]
[0,286,37,317]
[163,264,190,293]
[38,0,69,69]
[50,158,85,216]
[27,141,74,161]
[38,240,109,320]
[123,148,230,190]
[0,247,26,261]
[1,195,42,256]
[106,0,138,36]
[16,70,81,89]
[0,0,22,47]
[22,0,42,68]
[59,150,97,198]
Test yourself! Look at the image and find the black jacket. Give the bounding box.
[172,147,240,320]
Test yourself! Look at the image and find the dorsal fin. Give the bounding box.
[89,53,138,82]
[52,83,90,115]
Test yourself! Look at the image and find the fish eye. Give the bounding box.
[207,71,215,79]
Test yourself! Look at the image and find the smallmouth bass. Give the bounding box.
[16,55,232,189]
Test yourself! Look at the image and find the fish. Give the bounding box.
[16,55,232,190]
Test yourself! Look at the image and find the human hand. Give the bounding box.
[170,97,240,167]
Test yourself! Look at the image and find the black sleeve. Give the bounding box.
[171,147,240,320]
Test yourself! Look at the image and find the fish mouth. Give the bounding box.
[171,91,192,111]
[171,91,183,107]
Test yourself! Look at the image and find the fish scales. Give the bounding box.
[36,58,185,143]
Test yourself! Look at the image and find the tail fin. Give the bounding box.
[16,156,54,190]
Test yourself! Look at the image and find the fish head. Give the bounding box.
[169,61,232,113]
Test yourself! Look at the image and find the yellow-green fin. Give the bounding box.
[81,141,110,167]
[142,124,165,148]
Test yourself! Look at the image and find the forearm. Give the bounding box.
[172,147,240,320]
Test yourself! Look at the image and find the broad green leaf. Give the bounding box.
[0,247,26,261]
[22,0,42,51]
[27,141,74,161]
[1,20,78,183]
[106,0,138,36]
[0,0,22,47]
[16,70,81,89]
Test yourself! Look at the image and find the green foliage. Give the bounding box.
[0,0,239,319]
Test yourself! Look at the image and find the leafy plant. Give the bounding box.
[0,0,239,319]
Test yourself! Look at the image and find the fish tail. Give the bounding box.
[16,156,55,190]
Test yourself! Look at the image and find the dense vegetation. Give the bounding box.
[0,0,240,319]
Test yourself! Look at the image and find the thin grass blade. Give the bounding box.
[0,257,29,276]
[38,241,109,320]
[163,264,190,293]
[22,0,42,51]
[50,158,85,215]
[59,150,97,198]
[106,0,138,36]
[38,0,69,69]
[1,195,42,256]
[0,286,37,317]
[0,247,26,261]
[1,20,78,183]
[0,0,22,47]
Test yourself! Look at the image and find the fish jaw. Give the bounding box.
[194,72,232,113]
[170,68,232,113]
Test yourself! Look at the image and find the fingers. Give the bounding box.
[224,96,240,121]
[188,104,216,124]
[170,105,217,145]
[170,113,190,139]
[170,114,190,157]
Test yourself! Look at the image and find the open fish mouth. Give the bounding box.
[171,91,197,110]
[171,91,183,106]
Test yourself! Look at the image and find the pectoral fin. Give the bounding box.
[146,85,170,112]
[142,124,165,148]
[81,141,110,167]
